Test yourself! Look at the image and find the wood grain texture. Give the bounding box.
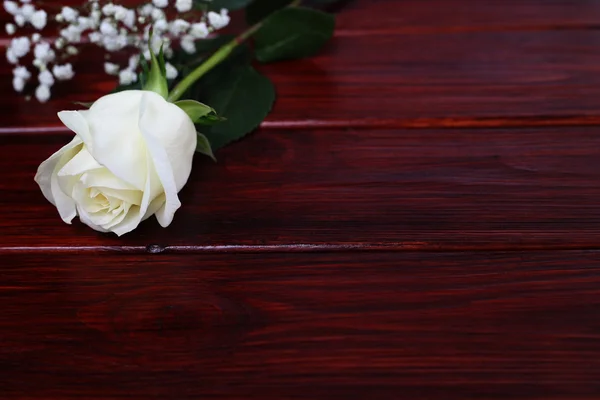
[3,127,600,250]
[1,0,600,397]
[5,19,600,129]
[1,251,600,399]
[337,0,600,33]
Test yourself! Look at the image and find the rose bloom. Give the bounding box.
[35,90,197,235]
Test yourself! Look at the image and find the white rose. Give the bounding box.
[34,90,197,236]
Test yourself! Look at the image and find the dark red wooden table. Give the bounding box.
[2,1,600,398]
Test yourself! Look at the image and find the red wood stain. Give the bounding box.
[1,0,599,398]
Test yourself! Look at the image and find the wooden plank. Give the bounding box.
[3,127,600,250]
[337,0,600,33]
[1,250,600,399]
[3,29,600,131]
[4,0,600,34]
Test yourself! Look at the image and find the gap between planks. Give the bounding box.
[4,243,600,255]
[4,115,600,135]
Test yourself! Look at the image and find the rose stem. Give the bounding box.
[167,0,302,102]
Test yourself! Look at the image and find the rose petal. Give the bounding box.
[103,202,133,230]
[72,182,117,227]
[57,111,93,151]
[77,204,109,233]
[137,91,196,192]
[34,136,83,224]
[142,193,166,221]
[98,187,143,206]
[81,168,139,191]
[57,145,102,177]
[83,91,149,190]
[138,93,181,227]
[109,147,161,236]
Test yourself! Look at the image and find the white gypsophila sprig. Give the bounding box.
[4,0,231,102]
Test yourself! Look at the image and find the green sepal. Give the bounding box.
[174,99,214,122]
[73,101,93,108]
[143,40,169,98]
[196,132,216,161]
[195,114,227,126]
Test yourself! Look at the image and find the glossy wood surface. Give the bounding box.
[3,251,600,399]
[1,0,600,398]
[3,127,600,250]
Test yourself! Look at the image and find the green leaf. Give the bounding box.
[194,0,252,10]
[246,0,345,24]
[308,0,345,3]
[169,36,251,97]
[246,0,293,25]
[196,132,216,161]
[254,7,335,63]
[174,99,215,122]
[192,64,275,150]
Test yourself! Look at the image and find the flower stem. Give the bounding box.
[167,0,302,102]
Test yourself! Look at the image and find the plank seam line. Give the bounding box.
[3,244,600,254]
[5,115,600,134]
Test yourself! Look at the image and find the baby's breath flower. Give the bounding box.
[152,0,168,9]
[100,19,117,35]
[180,35,195,54]
[77,16,92,30]
[38,69,55,87]
[165,62,178,79]
[123,10,136,28]
[10,36,30,58]
[101,3,116,16]
[138,3,154,16]
[151,7,165,21]
[60,6,78,22]
[118,68,137,85]
[3,1,19,15]
[20,3,34,20]
[30,10,47,30]
[60,25,83,43]
[6,0,233,102]
[89,31,102,43]
[14,14,25,27]
[153,18,168,32]
[12,65,30,92]
[190,22,208,38]
[104,62,120,75]
[35,84,50,102]
[33,43,55,66]
[5,23,16,34]
[128,54,140,70]
[13,65,31,80]
[208,9,230,30]
[175,0,192,13]
[169,19,190,36]
[6,49,18,64]
[53,64,75,80]
[13,76,25,92]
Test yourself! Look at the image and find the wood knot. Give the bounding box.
[146,244,165,254]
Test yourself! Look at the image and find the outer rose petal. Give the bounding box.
[57,145,103,177]
[34,136,82,224]
[138,93,183,227]
[69,91,149,191]
[137,92,197,191]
